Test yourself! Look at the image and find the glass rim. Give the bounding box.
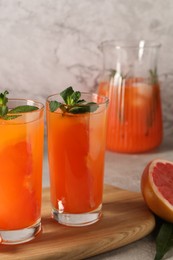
[8,98,44,114]
[47,92,109,105]
[99,40,161,50]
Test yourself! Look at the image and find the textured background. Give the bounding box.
[0,0,173,136]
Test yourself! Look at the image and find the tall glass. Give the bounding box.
[0,99,44,244]
[46,93,108,226]
[98,40,163,153]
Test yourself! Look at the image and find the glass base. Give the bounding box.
[52,205,102,227]
[0,220,41,245]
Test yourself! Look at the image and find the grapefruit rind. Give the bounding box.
[141,159,173,223]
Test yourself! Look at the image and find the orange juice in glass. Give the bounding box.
[98,40,163,153]
[0,92,44,244]
[46,87,108,226]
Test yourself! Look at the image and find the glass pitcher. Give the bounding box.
[97,40,163,153]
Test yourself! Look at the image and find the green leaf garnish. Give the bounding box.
[109,69,127,80]
[60,86,74,104]
[154,221,173,260]
[68,102,98,114]
[3,115,21,120]
[0,90,39,120]
[9,105,38,113]
[149,67,158,85]
[49,101,62,112]
[49,86,99,114]
[0,90,9,117]
[0,90,9,106]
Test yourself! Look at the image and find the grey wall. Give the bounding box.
[0,0,172,136]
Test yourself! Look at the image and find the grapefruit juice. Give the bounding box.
[98,40,162,153]
[47,92,108,226]
[98,77,163,153]
[0,99,44,244]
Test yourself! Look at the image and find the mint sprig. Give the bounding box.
[109,69,128,80]
[0,90,39,120]
[49,86,99,114]
[149,67,158,85]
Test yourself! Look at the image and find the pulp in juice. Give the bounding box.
[98,77,163,153]
[47,108,107,214]
[0,113,44,230]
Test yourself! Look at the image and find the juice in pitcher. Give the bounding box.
[98,40,163,153]
[98,76,162,153]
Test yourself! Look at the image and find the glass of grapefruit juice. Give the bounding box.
[97,40,163,153]
[0,97,44,244]
[46,89,108,226]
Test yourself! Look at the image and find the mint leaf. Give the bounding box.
[0,90,9,118]
[110,69,117,78]
[68,103,98,114]
[70,91,81,104]
[60,86,74,104]
[60,87,81,105]
[2,105,38,120]
[49,86,99,114]
[49,101,62,112]
[85,102,99,112]
[154,222,173,260]
[0,90,9,106]
[3,115,21,120]
[109,70,127,80]
[149,67,158,85]
[9,105,38,113]
[0,106,8,117]
[77,99,85,104]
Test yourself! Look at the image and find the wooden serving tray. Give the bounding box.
[0,185,155,259]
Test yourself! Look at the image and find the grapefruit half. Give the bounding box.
[141,159,173,222]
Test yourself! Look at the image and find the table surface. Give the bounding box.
[42,133,173,260]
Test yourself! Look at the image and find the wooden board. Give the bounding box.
[0,185,155,260]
